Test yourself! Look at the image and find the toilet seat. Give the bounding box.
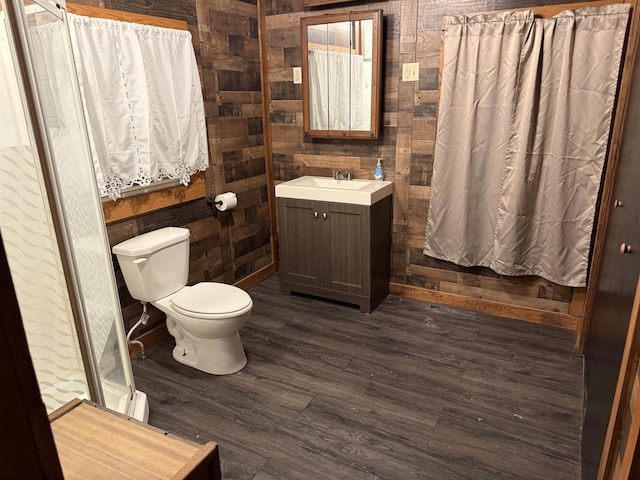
[170,282,252,319]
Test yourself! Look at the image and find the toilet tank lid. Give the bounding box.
[112,227,190,257]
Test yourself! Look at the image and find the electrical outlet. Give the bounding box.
[293,67,302,84]
[402,64,410,81]
[410,63,419,81]
[402,62,419,82]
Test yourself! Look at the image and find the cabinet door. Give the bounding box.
[582,55,640,477]
[321,202,369,295]
[277,198,323,287]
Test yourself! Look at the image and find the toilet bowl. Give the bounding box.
[155,283,252,374]
[112,227,252,375]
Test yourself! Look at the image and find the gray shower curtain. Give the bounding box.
[423,4,629,287]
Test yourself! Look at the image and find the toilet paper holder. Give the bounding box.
[205,192,237,212]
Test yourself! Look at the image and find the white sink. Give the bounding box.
[275,176,393,205]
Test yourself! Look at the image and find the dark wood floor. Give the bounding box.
[132,275,583,480]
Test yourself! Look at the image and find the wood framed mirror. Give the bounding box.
[301,10,383,139]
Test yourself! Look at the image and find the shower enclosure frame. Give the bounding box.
[2,0,144,419]
[3,0,103,406]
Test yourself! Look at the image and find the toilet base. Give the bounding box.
[172,331,247,375]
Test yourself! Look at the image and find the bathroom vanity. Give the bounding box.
[276,176,393,312]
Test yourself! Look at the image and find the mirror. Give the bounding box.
[301,10,383,139]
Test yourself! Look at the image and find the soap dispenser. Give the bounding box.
[374,158,384,181]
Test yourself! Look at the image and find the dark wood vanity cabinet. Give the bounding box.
[277,195,392,312]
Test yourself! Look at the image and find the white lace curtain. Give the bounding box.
[308,49,369,131]
[67,14,208,200]
[424,5,629,287]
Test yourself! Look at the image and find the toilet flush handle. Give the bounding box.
[133,257,148,265]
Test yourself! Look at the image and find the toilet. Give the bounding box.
[112,227,252,375]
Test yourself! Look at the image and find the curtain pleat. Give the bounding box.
[350,54,370,130]
[308,49,370,131]
[328,51,350,130]
[424,11,535,267]
[424,5,629,287]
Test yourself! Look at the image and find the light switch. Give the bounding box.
[402,62,419,82]
[293,67,302,84]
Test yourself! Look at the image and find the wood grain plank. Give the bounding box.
[408,263,570,310]
[67,3,189,30]
[102,174,206,224]
[391,282,577,329]
[132,275,582,480]
[50,402,214,479]
[490,0,633,18]
[569,287,587,317]
[439,279,569,313]
[257,0,278,270]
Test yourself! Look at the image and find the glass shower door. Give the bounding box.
[0,1,91,413]
[1,0,140,418]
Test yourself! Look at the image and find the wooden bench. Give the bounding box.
[49,399,221,480]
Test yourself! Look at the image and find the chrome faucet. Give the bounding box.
[334,170,351,181]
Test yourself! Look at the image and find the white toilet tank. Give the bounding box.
[112,227,190,302]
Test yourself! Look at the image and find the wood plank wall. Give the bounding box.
[70,0,607,336]
[70,0,270,338]
[263,0,606,325]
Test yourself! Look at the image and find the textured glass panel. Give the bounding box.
[0,0,137,416]
[23,1,135,413]
[0,5,90,412]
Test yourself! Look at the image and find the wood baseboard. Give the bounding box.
[234,264,275,290]
[102,174,205,225]
[390,282,578,331]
